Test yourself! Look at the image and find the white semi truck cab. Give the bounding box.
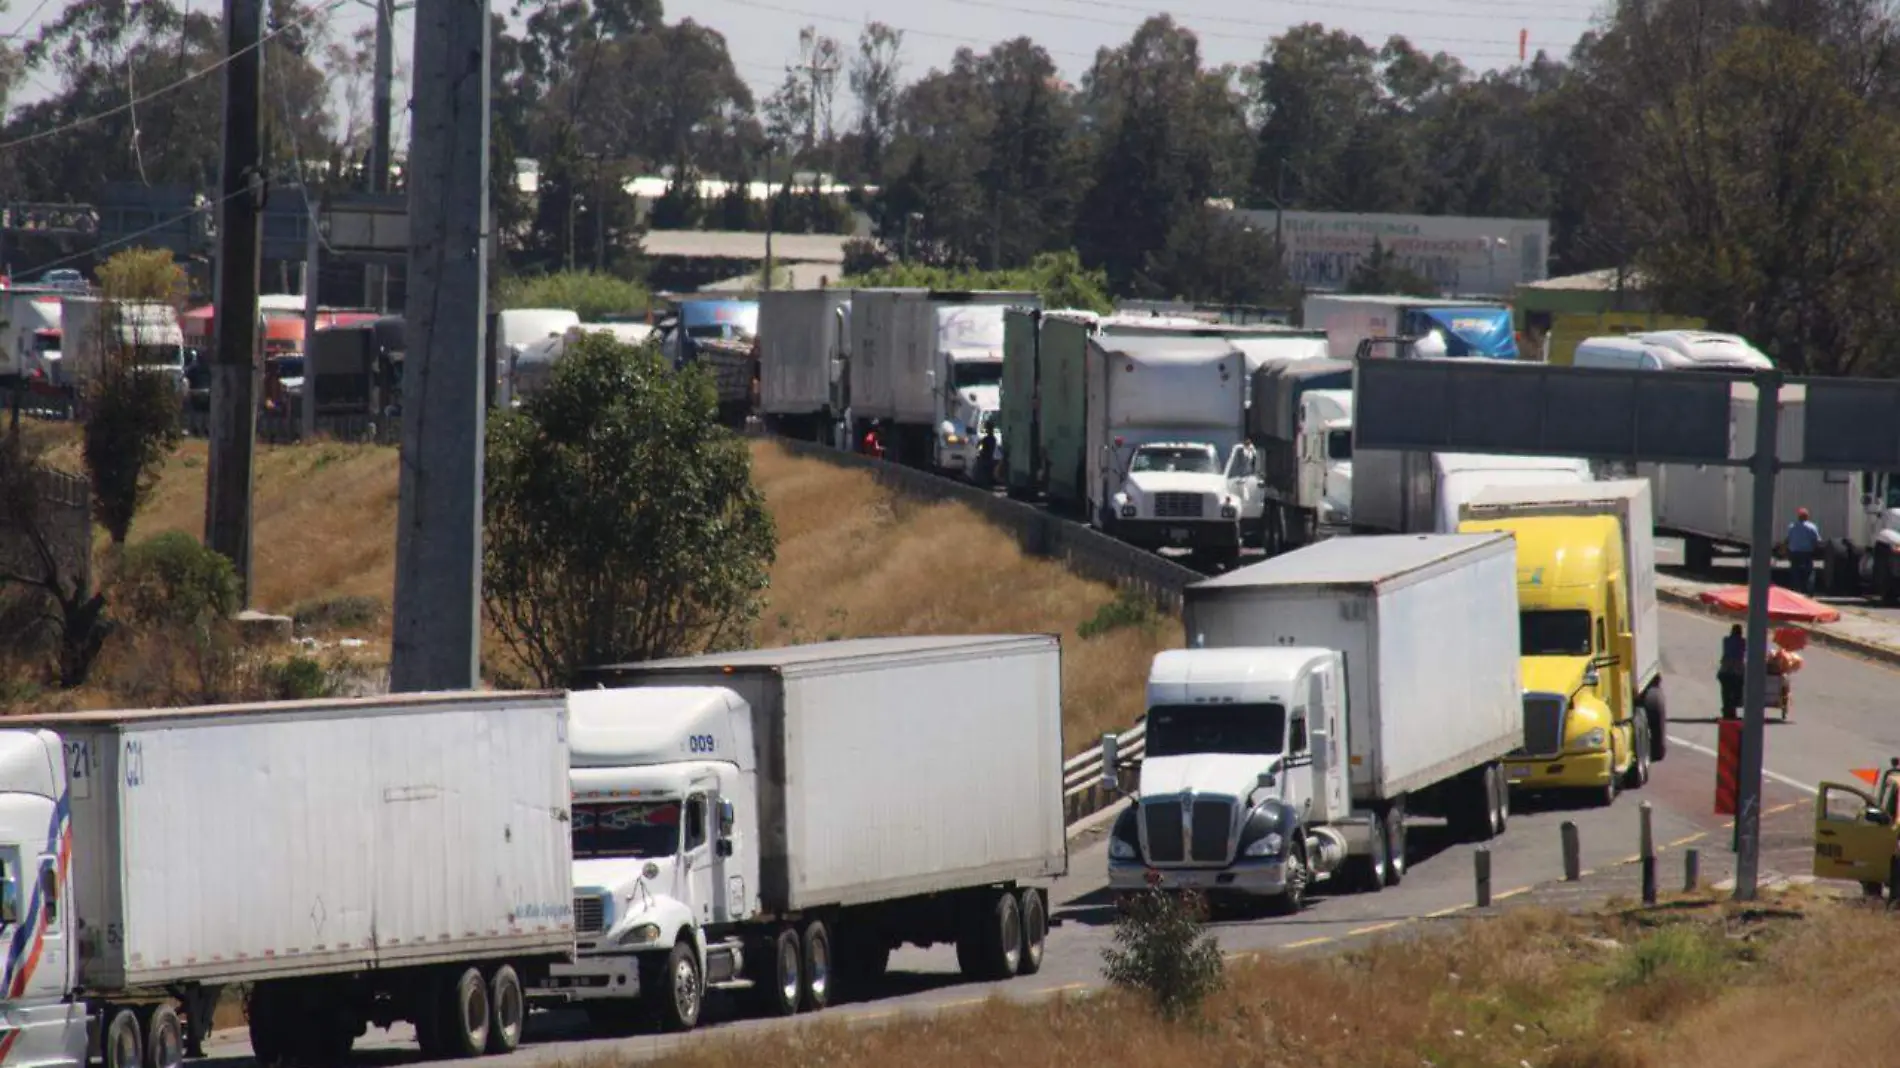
[1298,388,1353,529]
[543,688,757,1028]
[1109,440,1263,562]
[932,320,1005,475]
[1103,648,1354,913]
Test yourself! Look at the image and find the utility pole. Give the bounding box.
[389,0,488,692]
[1732,370,1784,901]
[204,0,265,605]
[365,0,395,311]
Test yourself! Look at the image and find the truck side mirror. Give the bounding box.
[39,864,54,924]
[1866,806,1892,826]
[1256,770,1277,790]
[0,867,17,927]
[717,798,735,836]
[715,839,734,858]
[1100,732,1120,793]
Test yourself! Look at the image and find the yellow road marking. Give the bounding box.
[1347,921,1402,936]
[1282,936,1334,949]
[1495,886,1531,901]
[1424,904,1470,918]
[1668,833,1706,848]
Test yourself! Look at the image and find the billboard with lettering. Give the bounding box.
[1228,209,1550,298]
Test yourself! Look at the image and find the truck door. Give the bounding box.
[1813,781,1896,883]
[682,788,716,926]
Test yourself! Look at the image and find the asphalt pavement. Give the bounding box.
[185,600,1899,1067]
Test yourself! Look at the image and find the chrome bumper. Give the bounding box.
[534,951,642,1002]
[1107,858,1288,897]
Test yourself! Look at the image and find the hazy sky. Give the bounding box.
[4,0,1612,161]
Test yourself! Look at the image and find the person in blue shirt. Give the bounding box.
[1784,507,1822,595]
[1718,624,1745,719]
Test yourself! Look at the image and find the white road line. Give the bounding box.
[1666,734,1820,796]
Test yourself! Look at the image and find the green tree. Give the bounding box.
[1102,889,1225,1022]
[483,334,776,687]
[0,438,110,688]
[1143,208,1291,305]
[1344,238,1438,296]
[497,270,650,320]
[842,250,1111,312]
[83,248,186,547]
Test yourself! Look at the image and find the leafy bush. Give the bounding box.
[497,270,650,321]
[484,333,777,686]
[288,594,384,633]
[259,655,341,700]
[1078,588,1161,639]
[843,250,1113,313]
[1102,888,1225,1021]
[115,531,239,629]
[84,247,187,545]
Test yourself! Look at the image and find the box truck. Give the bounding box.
[0,692,575,1068]
[1642,381,1900,601]
[57,296,187,402]
[548,636,1067,1031]
[1460,480,1668,803]
[850,289,1040,472]
[1302,294,1519,360]
[1002,310,1259,502]
[0,287,65,387]
[758,288,852,445]
[1353,449,1592,535]
[1100,533,1523,911]
[1248,358,1355,550]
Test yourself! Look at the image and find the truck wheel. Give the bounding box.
[104,1006,144,1068]
[1016,888,1047,976]
[1492,763,1511,836]
[485,965,526,1054]
[1462,765,1501,843]
[1273,843,1310,916]
[755,927,803,1017]
[440,966,492,1058]
[1644,686,1668,762]
[643,940,703,1032]
[962,889,1022,980]
[1596,759,1621,808]
[1383,805,1406,887]
[246,987,288,1066]
[145,1004,184,1068]
[801,921,833,1012]
[1624,719,1652,789]
[1352,811,1388,893]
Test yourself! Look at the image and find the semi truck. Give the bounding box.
[757,288,852,445]
[1101,533,1523,911]
[1641,382,1900,601]
[0,287,64,388]
[56,296,187,403]
[546,635,1068,1032]
[1248,358,1355,551]
[1352,449,1592,535]
[658,299,759,427]
[1302,294,1519,360]
[0,692,576,1068]
[850,289,1041,472]
[1459,479,1668,805]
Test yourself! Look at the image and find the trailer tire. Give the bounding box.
[962,889,1023,980]
[1493,761,1511,835]
[1350,811,1388,893]
[1686,537,1714,574]
[800,921,833,1012]
[145,1004,185,1068]
[485,965,526,1054]
[1643,685,1668,762]
[1460,765,1501,843]
[1624,718,1652,789]
[441,966,492,1059]
[1017,888,1047,976]
[1383,804,1407,886]
[105,1006,144,1068]
[246,988,288,1067]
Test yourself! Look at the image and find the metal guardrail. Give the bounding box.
[1061,721,1146,825]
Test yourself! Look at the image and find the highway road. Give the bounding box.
[191,602,1894,1067]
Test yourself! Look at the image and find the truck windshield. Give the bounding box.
[1131,446,1217,474]
[1145,703,1286,757]
[1328,431,1352,460]
[952,361,1003,390]
[131,344,183,370]
[1521,609,1593,656]
[572,801,681,859]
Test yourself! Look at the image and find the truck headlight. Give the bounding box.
[1121,504,1137,518]
[1574,727,1607,751]
[618,923,663,946]
[1242,832,1285,857]
[1109,837,1138,860]
[943,432,963,445]
[1220,499,1238,519]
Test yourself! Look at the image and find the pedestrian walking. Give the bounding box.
[1717,624,1745,719]
[1784,507,1822,595]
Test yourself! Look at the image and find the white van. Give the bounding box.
[1572,330,1772,373]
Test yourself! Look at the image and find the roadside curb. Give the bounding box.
[1065,796,1123,847]
[1657,584,1900,671]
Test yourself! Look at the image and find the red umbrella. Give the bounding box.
[1695,585,1842,624]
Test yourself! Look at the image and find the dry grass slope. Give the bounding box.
[23,434,1176,745]
[622,890,1889,1068]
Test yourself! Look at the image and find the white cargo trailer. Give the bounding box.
[1353,449,1592,535]
[1103,533,1523,906]
[547,636,1068,1032]
[0,692,575,1068]
[758,288,852,444]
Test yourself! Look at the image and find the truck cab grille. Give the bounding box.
[1141,795,1235,865]
[1152,492,1205,519]
[573,894,606,935]
[1517,693,1567,758]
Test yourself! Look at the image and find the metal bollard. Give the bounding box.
[1684,848,1700,892]
[1561,820,1581,881]
[1639,801,1657,906]
[1475,846,1492,908]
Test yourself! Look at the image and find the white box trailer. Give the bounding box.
[0,692,575,1068]
[1182,533,1523,803]
[550,636,1067,1030]
[1354,449,1593,535]
[758,288,852,443]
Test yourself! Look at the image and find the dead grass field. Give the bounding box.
[624,889,1884,1068]
[17,434,1177,743]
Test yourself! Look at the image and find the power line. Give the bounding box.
[1,0,56,40]
[0,0,351,153]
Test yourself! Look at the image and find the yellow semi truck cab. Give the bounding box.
[1814,761,1900,896]
[1458,514,1648,805]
